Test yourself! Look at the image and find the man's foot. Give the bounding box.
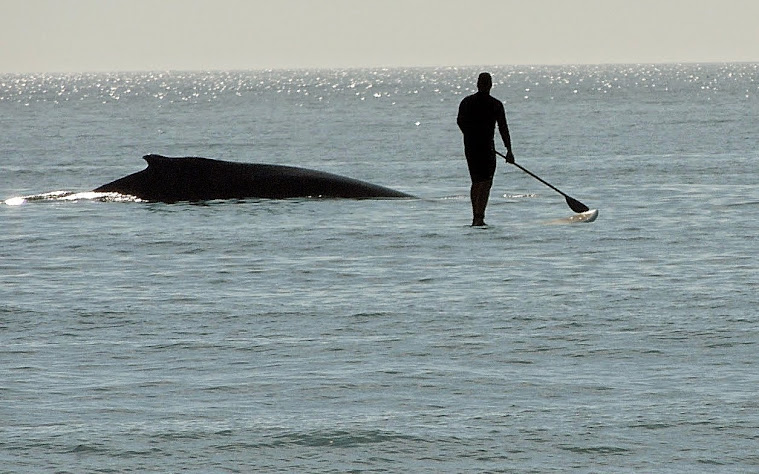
[472,216,486,227]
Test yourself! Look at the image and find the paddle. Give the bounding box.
[496,151,590,213]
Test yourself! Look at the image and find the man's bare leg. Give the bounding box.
[470,178,493,226]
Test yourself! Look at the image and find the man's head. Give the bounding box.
[477,72,493,92]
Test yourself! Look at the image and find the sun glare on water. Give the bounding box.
[4,191,140,205]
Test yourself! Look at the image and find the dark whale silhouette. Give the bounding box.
[93,154,414,202]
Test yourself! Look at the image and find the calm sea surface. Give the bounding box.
[2,64,758,472]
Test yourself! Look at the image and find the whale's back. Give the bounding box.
[94,155,413,202]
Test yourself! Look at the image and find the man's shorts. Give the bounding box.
[465,146,496,183]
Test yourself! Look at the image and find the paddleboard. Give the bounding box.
[546,208,598,224]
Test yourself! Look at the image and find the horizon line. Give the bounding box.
[3,60,758,76]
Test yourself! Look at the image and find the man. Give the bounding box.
[457,72,515,226]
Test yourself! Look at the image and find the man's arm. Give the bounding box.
[457,99,467,134]
[496,101,514,162]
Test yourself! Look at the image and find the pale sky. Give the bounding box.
[2,0,758,73]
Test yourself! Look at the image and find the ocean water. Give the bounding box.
[1,64,758,472]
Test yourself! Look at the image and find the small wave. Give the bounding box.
[4,191,141,205]
[439,195,469,201]
[68,443,109,454]
[723,200,759,208]
[503,193,538,199]
[268,429,421,448]
[560,444,631,455]
[421,193,538,202]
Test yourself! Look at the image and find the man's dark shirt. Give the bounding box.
[457,91,512,155]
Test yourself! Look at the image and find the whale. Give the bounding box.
[93,154,414,203]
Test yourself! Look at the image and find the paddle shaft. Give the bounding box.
[495,151,589,213]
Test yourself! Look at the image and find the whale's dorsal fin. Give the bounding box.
[143,154,169,167]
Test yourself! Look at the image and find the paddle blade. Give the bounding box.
[566,196,590,213]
